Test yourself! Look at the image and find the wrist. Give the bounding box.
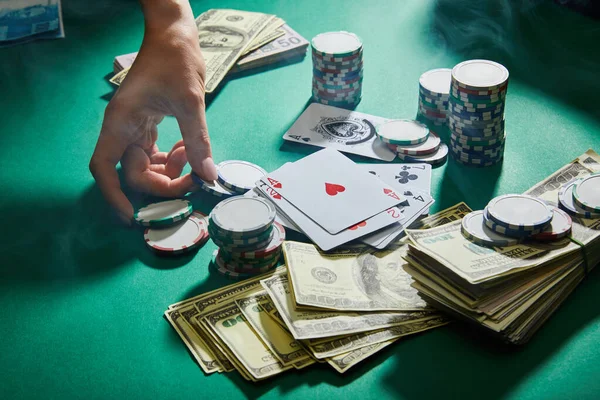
[140,0,191,30]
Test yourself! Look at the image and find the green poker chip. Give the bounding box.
[134,199,193,227]
[211,251,278,279]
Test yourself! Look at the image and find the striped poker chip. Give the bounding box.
[210,196,276,236]
[211,252,277,279]
[387,131,441,156]
[418,106,447,119]
[144,212,208,254]
[572,173,600,213]
[450,88,507,101]
[219,247,281,266]
[451,60,509,91]
[134,199,193,227]
[314,96,362,108]
[419,68,452,97]
[531,207,572,241]
[453,154,504,168]
[450,149,504,166]
[486,195,553,231]
[192,172,236,198]
[376,119,429,146]
[451,130,506,146]
[484,209,545,238]
[461,211,519,247]
[312,49,363,63]
[216,160,267,194]
[216,249,281,270]
[447,113,504,128]
[213,250,280,273]
[449,124,505,139]
[450,136,504,154]
[557,178,580,214]
[208,216,272,239]
[311,31,363,58]
[396,143,448,166]
[210,229,274,253]
[451,83,507,96]
[208,223,273,246]
[223,222,286,259]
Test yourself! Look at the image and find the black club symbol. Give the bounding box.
[395,171,418,184]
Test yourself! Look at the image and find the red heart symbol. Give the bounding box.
[348,221,367,230]
[272,192,282,200]
[384,188,400,200]
[268,178,282,188]
[325,183,346,196]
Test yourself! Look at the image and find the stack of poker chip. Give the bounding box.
[192,160,268,199]
[448,59,509,167]
[134,199,210,255]
[311,31,363,108]
[558,173,600,219]
[376,119,448,166]
[417,68,451,126]
[461,194,573,248]
[208,196,286,279]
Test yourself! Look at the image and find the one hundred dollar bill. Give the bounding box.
[260,274,434,340]
[325,339,398,374]
[284,241,429,312]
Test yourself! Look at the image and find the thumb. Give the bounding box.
[175,94,217,181]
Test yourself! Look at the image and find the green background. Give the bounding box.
[2,0,600,399]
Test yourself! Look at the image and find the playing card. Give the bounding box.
[361,188,434,249]
[244,188,301,232]
[260,149,404,234]
[283,103,396,161]
[256,181,404,251]
[362,163,432,215]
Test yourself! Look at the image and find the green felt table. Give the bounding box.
[2,0,600,399]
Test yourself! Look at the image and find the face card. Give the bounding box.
[283,103,396,161]
[260,149,405,234]
[256,181,404,251]
[362,163,432,215]
[360,188,434,249]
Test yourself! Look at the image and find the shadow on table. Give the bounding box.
[431,0,600,122]
[381,265,600,400]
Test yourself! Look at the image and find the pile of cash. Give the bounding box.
[0,0,64,47]
[110,9,308,91]
[404,149,600,344]
[164,204,473,380]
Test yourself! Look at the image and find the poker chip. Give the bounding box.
[450,145,504,163]
[451,130,506,146]
[461,211,519,247]
[395,143,448,166]
[483,208,545,238]
[224,222,286,259]
[531,207,572,241]
[208,223,274,246]
[211,252,278,279]
[311,31,363,107]
[387,131,441,156]
[451,59,509,90]
[210,196,276,236]
[559,179,600,218]
[572,173,600,213]
[376,119,429,145]
[216,160,267,194]
[191,172,236,198]
[486,194,553,232]
[417,68,451,125]
[134,199,193,227]
[144,212,208,254]
[216,249,281,271]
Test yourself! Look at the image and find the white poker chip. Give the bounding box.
[377,119,430,146]
[531,207,572,241]
[558,179,580,214]
[216,160,268,193]
[192,172,236,198]
[209,196,276,235]
[573,173,600,213]
[387,131,441,156]
[419,68,452,96]
[396,143,448,166]
[486,194,553,231]
[461,211,519,247]
[134,199,193,227]
[452,59,509,90]
[311,31,362,57]
[144,212,208,253]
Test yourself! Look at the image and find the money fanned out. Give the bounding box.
[163,204,473,380]
[110,10,308,89]
[403,149,600,344]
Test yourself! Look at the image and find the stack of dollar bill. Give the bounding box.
[0,0,64,47]
[110,9,308,91]
[164,204,476,380]
[403,150,600,344]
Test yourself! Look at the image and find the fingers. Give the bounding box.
[168,140,185,158]
[122,145,195,198]
[175,91,217,181]
[164,145,188,178]
[90,126,133,225]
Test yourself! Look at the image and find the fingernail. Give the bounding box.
[200,157,218,181]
